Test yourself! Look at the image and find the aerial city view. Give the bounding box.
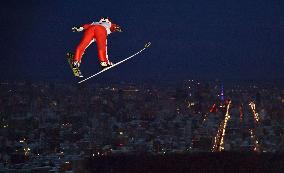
[1,0,284,173]
[1,81,284,172]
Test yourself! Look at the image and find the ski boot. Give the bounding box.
[100,61,113,70]
[67,53,83,78]
[72,61,83,78]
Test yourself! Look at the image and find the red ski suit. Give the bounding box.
[74,22,119,63]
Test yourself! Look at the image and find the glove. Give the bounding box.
[72,27,83,32]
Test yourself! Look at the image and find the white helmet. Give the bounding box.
[99,17,111,23]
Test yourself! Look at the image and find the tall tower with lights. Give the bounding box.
[220,84,225,102]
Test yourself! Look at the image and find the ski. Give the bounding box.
[78,42,151,84]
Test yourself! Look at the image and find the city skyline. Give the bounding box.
[1,81,284,172]
[1,0,284,83]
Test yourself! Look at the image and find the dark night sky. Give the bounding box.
[1,0,284,84]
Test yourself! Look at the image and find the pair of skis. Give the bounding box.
[67,42,151,84]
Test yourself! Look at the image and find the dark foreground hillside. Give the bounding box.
[73,152,284,173]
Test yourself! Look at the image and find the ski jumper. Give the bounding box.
[74,21,119,64]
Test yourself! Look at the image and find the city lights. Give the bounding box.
[249,102,260,123]
[249,129,260,152]
[24,147,31,156]
[239,106,243,122]
[1,81,283,171]
[212,100,231,152]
